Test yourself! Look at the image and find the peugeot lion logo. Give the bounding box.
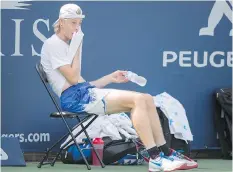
[199,0,232,36]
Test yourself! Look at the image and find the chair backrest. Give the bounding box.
[35,62,62,112]
[36,62,48,83]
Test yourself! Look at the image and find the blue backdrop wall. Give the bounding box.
[1,1,232,152]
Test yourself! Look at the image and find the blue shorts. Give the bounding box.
[60,82,110,115]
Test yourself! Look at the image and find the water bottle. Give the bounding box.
[92,138,104,166]
[126,71,147,87]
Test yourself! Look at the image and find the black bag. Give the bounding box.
[214,88,232,159]
[102,136,137,165]
[157,107,191,157]
[60,136,137,165]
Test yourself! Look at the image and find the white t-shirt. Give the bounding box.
[41,34,73,97]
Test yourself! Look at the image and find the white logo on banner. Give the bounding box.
[163,1,233,67]
[199,0,232,36]
[0,148,9,160]
[1,0,232,68]
[1,1,32,10]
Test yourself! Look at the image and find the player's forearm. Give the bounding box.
[71,48,81,79]
[90,75,112,88]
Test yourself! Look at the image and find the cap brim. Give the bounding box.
[77,14,85,19]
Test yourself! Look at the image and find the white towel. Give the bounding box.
[60,113,138,149]
[153,92,193,142]
[67,27,84,75]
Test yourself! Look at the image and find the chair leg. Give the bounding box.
[51,122,93,168]
[51,115,98,167]
[37,129,72,168]
[50,129,84,167]
[38,114,99,169]
[59,115,98,150]
[50,148,63,167]
[76,116,105,168]
[61,115,91,170]
[38,141,61,168]
[37,148,50,168]
[38,115,95,168]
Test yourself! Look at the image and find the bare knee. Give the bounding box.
[133,93,155,109]
[133,93,148,109]
[143,93,155,108]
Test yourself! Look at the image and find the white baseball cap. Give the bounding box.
[53,4,85,27]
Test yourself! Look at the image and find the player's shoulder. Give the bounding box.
[44,34,59,47]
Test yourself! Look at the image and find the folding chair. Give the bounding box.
[35,62,105,170]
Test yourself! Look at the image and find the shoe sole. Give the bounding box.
[179,164,198,170]
[163,163,187,172]
[163,163,198,172]
[148,163,198,172]
[149,167,163,172]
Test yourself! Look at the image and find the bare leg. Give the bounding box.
[143,94,167,147]
[102,89,194,172]
[104,89,157,149]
